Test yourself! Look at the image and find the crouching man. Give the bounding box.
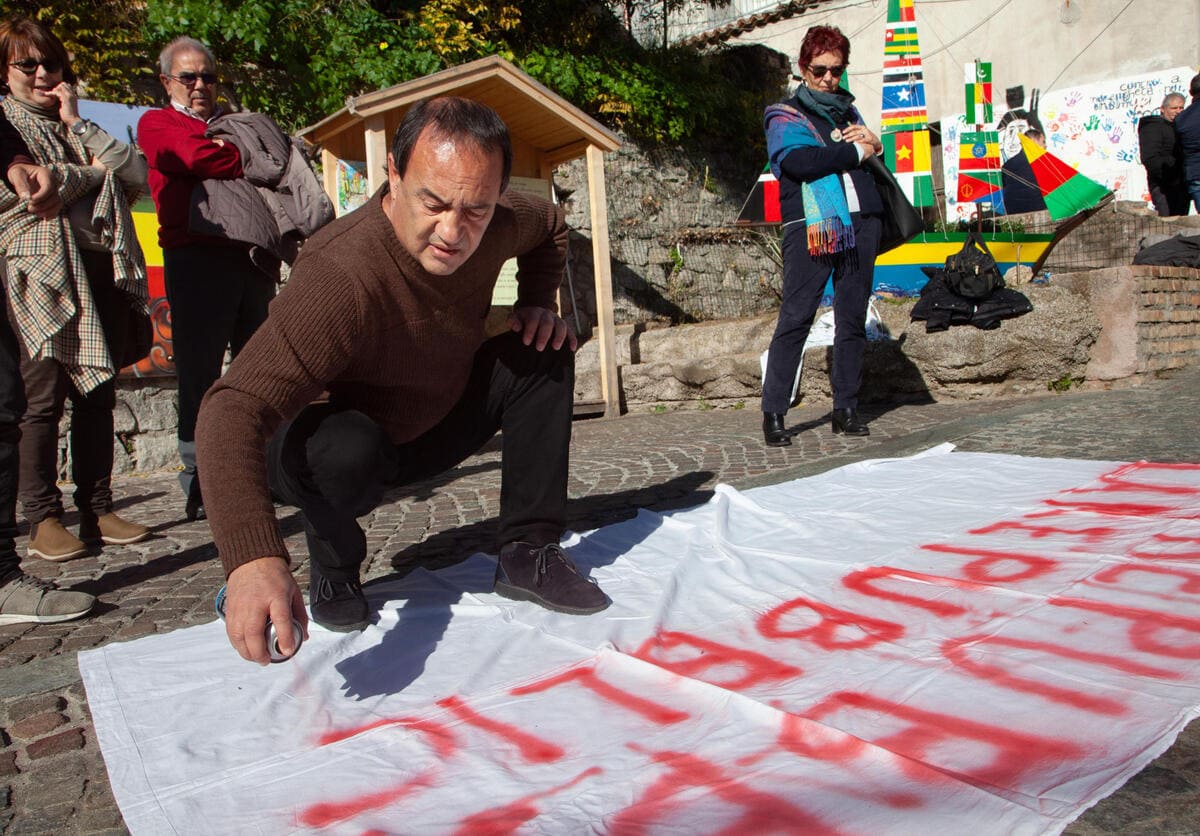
[196,97,609,664]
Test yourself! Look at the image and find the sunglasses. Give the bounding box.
[9,57,63,75]
[808,64,847,78]
[166,72,218,87]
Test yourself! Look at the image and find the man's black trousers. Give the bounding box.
[267,332,574,582]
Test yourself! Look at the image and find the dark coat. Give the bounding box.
[910,269,1033,332]
[190,112,334,271]
[1173,102,1200,183]
[1132,234,1200,267]
[771,96,885,224]
[1138,114,1184,188]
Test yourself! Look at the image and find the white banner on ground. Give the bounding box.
[79,446,1200,834]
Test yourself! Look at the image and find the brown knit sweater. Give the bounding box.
[195,187,568,575]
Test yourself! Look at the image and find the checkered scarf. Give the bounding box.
[0,97,148,393]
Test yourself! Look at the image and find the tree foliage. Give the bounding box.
[142,1,441,130]
[13,0,779,163]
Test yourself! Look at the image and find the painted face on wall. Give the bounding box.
[384,127,504,276]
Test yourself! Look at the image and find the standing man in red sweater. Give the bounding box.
[137,37,276,523]
[197,97,610,664]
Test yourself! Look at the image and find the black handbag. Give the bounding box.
[862,154,924,254]
[943,231,1004,300]
[117,298,154,370]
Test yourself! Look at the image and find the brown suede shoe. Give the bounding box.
[27,518,88,562]
[79,512,150,546]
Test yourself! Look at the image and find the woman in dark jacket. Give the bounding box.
[761,25,884,446]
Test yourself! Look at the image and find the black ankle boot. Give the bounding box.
[831,408,869,437]
[763,412,793,447]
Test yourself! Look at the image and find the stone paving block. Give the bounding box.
[74,805,126,832]
[6,801,72,834]
[5,695,65,725]
[25,729,85,760]
[0,639,60,661]
[19,772,84,809]
[59,636,108,654]
[7,713,68,742]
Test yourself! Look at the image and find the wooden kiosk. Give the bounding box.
[299,56,623,418]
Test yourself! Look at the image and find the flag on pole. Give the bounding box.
[884,131,931,174]
[887,0,916,21]
[881,0,934,207]
[883,131,936,206]
[1018,133,1110,220]
[957,129,1004,208]
[965,61,993,125]
[735,165,781,225]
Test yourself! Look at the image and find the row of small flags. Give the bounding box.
[881,0,935,208]
[957,60,1002,206]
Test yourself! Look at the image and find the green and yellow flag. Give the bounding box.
[1019,133,1110,220]
[964,61,993,125]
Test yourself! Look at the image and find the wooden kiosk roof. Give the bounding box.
[299,55,623,418]
[301,55,619,169]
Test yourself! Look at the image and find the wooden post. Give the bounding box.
[540,159,565,323]
[364,114,388,194]
[321,147,339,215]
[586,144,620,418]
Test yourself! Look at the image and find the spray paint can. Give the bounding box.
[215,585,303,663]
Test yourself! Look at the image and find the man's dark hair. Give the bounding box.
[1191,74,1200,100]
[390,97,512,192]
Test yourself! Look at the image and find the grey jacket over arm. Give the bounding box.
[188,111,334,272]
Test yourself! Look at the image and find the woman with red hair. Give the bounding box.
[761,25,884,446]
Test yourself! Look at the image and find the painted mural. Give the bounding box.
[128,198,174,378]
[943,66,1194,222]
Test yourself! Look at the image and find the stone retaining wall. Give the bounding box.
[575,283,1104,411]
[554,140,777,331]
[73,266,1200,479]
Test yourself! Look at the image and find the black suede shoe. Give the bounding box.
[831,408,870,437]
[763,412,794,447]
[309,564,370,632]
[495,542,610,615]
[184,496,206,522]
[185,484,205,521]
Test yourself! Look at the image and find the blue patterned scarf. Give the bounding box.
[764,92,861,255]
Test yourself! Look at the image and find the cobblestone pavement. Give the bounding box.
[1,365,1198,834]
